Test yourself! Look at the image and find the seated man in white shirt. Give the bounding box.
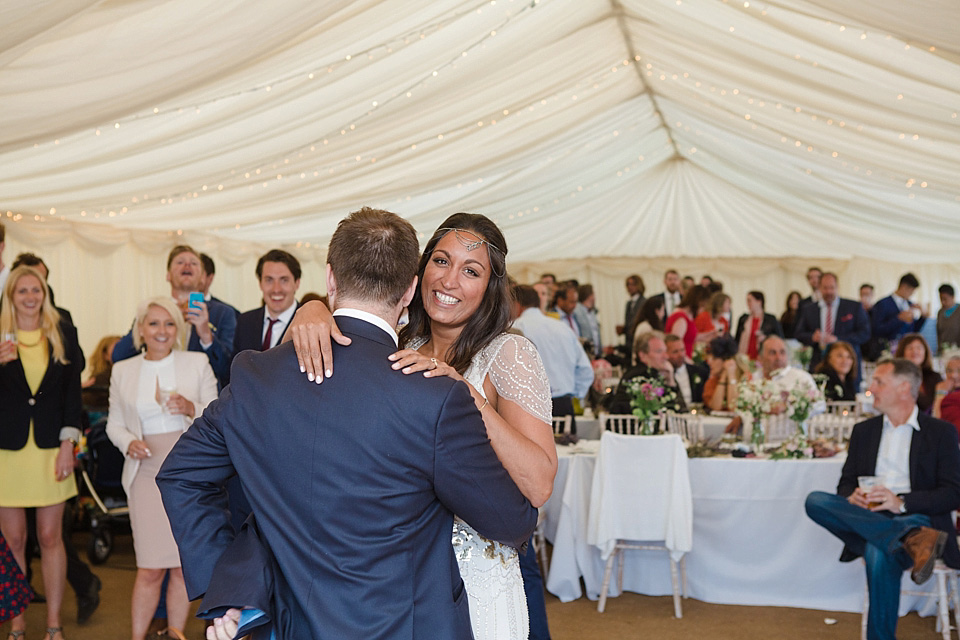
[752,335,825,418]
[805,358,960,640]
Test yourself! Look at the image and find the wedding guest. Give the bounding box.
[10,253,78,331]
[805,358,960,640]
[681,275,695,295]
[649,269,682,317]
[113,245,236,388]
[0,532,32,624]
[539,273,556,286]
[695,292,731,337]
[794,272,871,374]
[932,353,960,430]
[872,273,926,351]
[860,283,885,362]
[532,283,550,314]
[780,291,802,340]
[620,274,645,345]
[666,334,708,407]
[860,284,875,313]
[815,341,858,402]
[702,335,748,412]
[573,284,601,357]
[552,281,581,335]
[735,291,784,360]
[665,284,712,359]
[629,296,665,364]
[753,336,824,415]
[895,334,941,413]
[81,334,121,417]
[199,253,239,320]
[105,296,217,640]
[0,266,83,640]
[608,331,685,416]
[936,284,960,350]
[800,266,823,307]
[700,275,714,288]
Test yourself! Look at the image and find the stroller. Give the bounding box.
[77,412,129,564]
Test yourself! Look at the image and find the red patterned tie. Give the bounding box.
[262,318,280,351]
[824,305,833,335]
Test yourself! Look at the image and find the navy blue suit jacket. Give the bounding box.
[157,316,538,640]
[113,297,237,388]
[872,295,925,343]
[794,298,871,370]
[837,414,960,568]
[232,303,299,359]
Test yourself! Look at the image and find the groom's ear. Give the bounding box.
[325,264,337,307]
[399,276,418,309]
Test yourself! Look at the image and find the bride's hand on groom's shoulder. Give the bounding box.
[285,300,351,384]
[206,608,242,640]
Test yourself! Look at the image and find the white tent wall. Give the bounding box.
[7,221,960,367]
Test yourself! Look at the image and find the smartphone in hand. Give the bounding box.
[188,292,204,313]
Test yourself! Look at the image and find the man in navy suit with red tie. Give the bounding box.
[158,208,538,640]
[232,249,302,358]
[794,272,871,375]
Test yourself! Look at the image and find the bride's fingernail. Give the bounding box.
[325,369,332,378]
[300,365,306,373]
[307,372,315,381]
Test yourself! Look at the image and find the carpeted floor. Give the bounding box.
[4,533,951,639]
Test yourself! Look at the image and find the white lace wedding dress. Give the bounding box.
[411,333,552,640]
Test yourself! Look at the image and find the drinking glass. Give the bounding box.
[858,475,883,508]
[158,386,177,414]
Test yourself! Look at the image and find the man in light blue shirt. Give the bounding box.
[513,284,593,434]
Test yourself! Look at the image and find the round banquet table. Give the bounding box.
[542,441,942,616]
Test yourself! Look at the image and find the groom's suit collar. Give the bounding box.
[332,308,399,347]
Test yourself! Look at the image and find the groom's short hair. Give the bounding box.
[327,207,419,306]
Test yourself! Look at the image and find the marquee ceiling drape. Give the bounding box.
[2,0,959,263]
[2,0,959,357]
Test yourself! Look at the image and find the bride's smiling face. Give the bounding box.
[421,230,491,332]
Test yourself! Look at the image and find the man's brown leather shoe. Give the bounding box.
[902,527,947,584]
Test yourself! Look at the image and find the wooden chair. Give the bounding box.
[825,400,860,418]
[551,415,572,435]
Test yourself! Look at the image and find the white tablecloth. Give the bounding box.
[543,445,941,614]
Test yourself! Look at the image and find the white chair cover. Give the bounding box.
[586,432,692,563]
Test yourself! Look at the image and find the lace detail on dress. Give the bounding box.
[466,333,552,425]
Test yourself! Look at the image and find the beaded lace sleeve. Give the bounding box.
[482,334,552,425]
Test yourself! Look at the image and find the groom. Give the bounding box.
[157,207,538,639]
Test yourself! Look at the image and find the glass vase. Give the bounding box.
[750,417,765,452]
[640,415,658,435]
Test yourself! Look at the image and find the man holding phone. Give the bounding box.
[112,245,236,388]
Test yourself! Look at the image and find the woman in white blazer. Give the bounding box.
[106,296,217,640]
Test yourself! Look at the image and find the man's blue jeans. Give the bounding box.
[805,491,931,640]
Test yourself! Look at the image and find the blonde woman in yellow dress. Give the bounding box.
[105,297,217,640]
[0,266,84,640]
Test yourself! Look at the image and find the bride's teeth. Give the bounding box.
[435,292,458,304]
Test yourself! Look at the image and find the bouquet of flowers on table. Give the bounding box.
[629,376,680,435]
[736,378,776,449]
[692,341,707,367]
[784,383,823,434]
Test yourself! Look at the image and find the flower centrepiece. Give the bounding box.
[629,376,680,435]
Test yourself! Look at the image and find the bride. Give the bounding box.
[288,213,557,640]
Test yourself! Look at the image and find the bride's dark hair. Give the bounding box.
[399,213,510,374]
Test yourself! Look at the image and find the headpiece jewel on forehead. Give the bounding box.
[436,227,505,278]
[437,228,503,255]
